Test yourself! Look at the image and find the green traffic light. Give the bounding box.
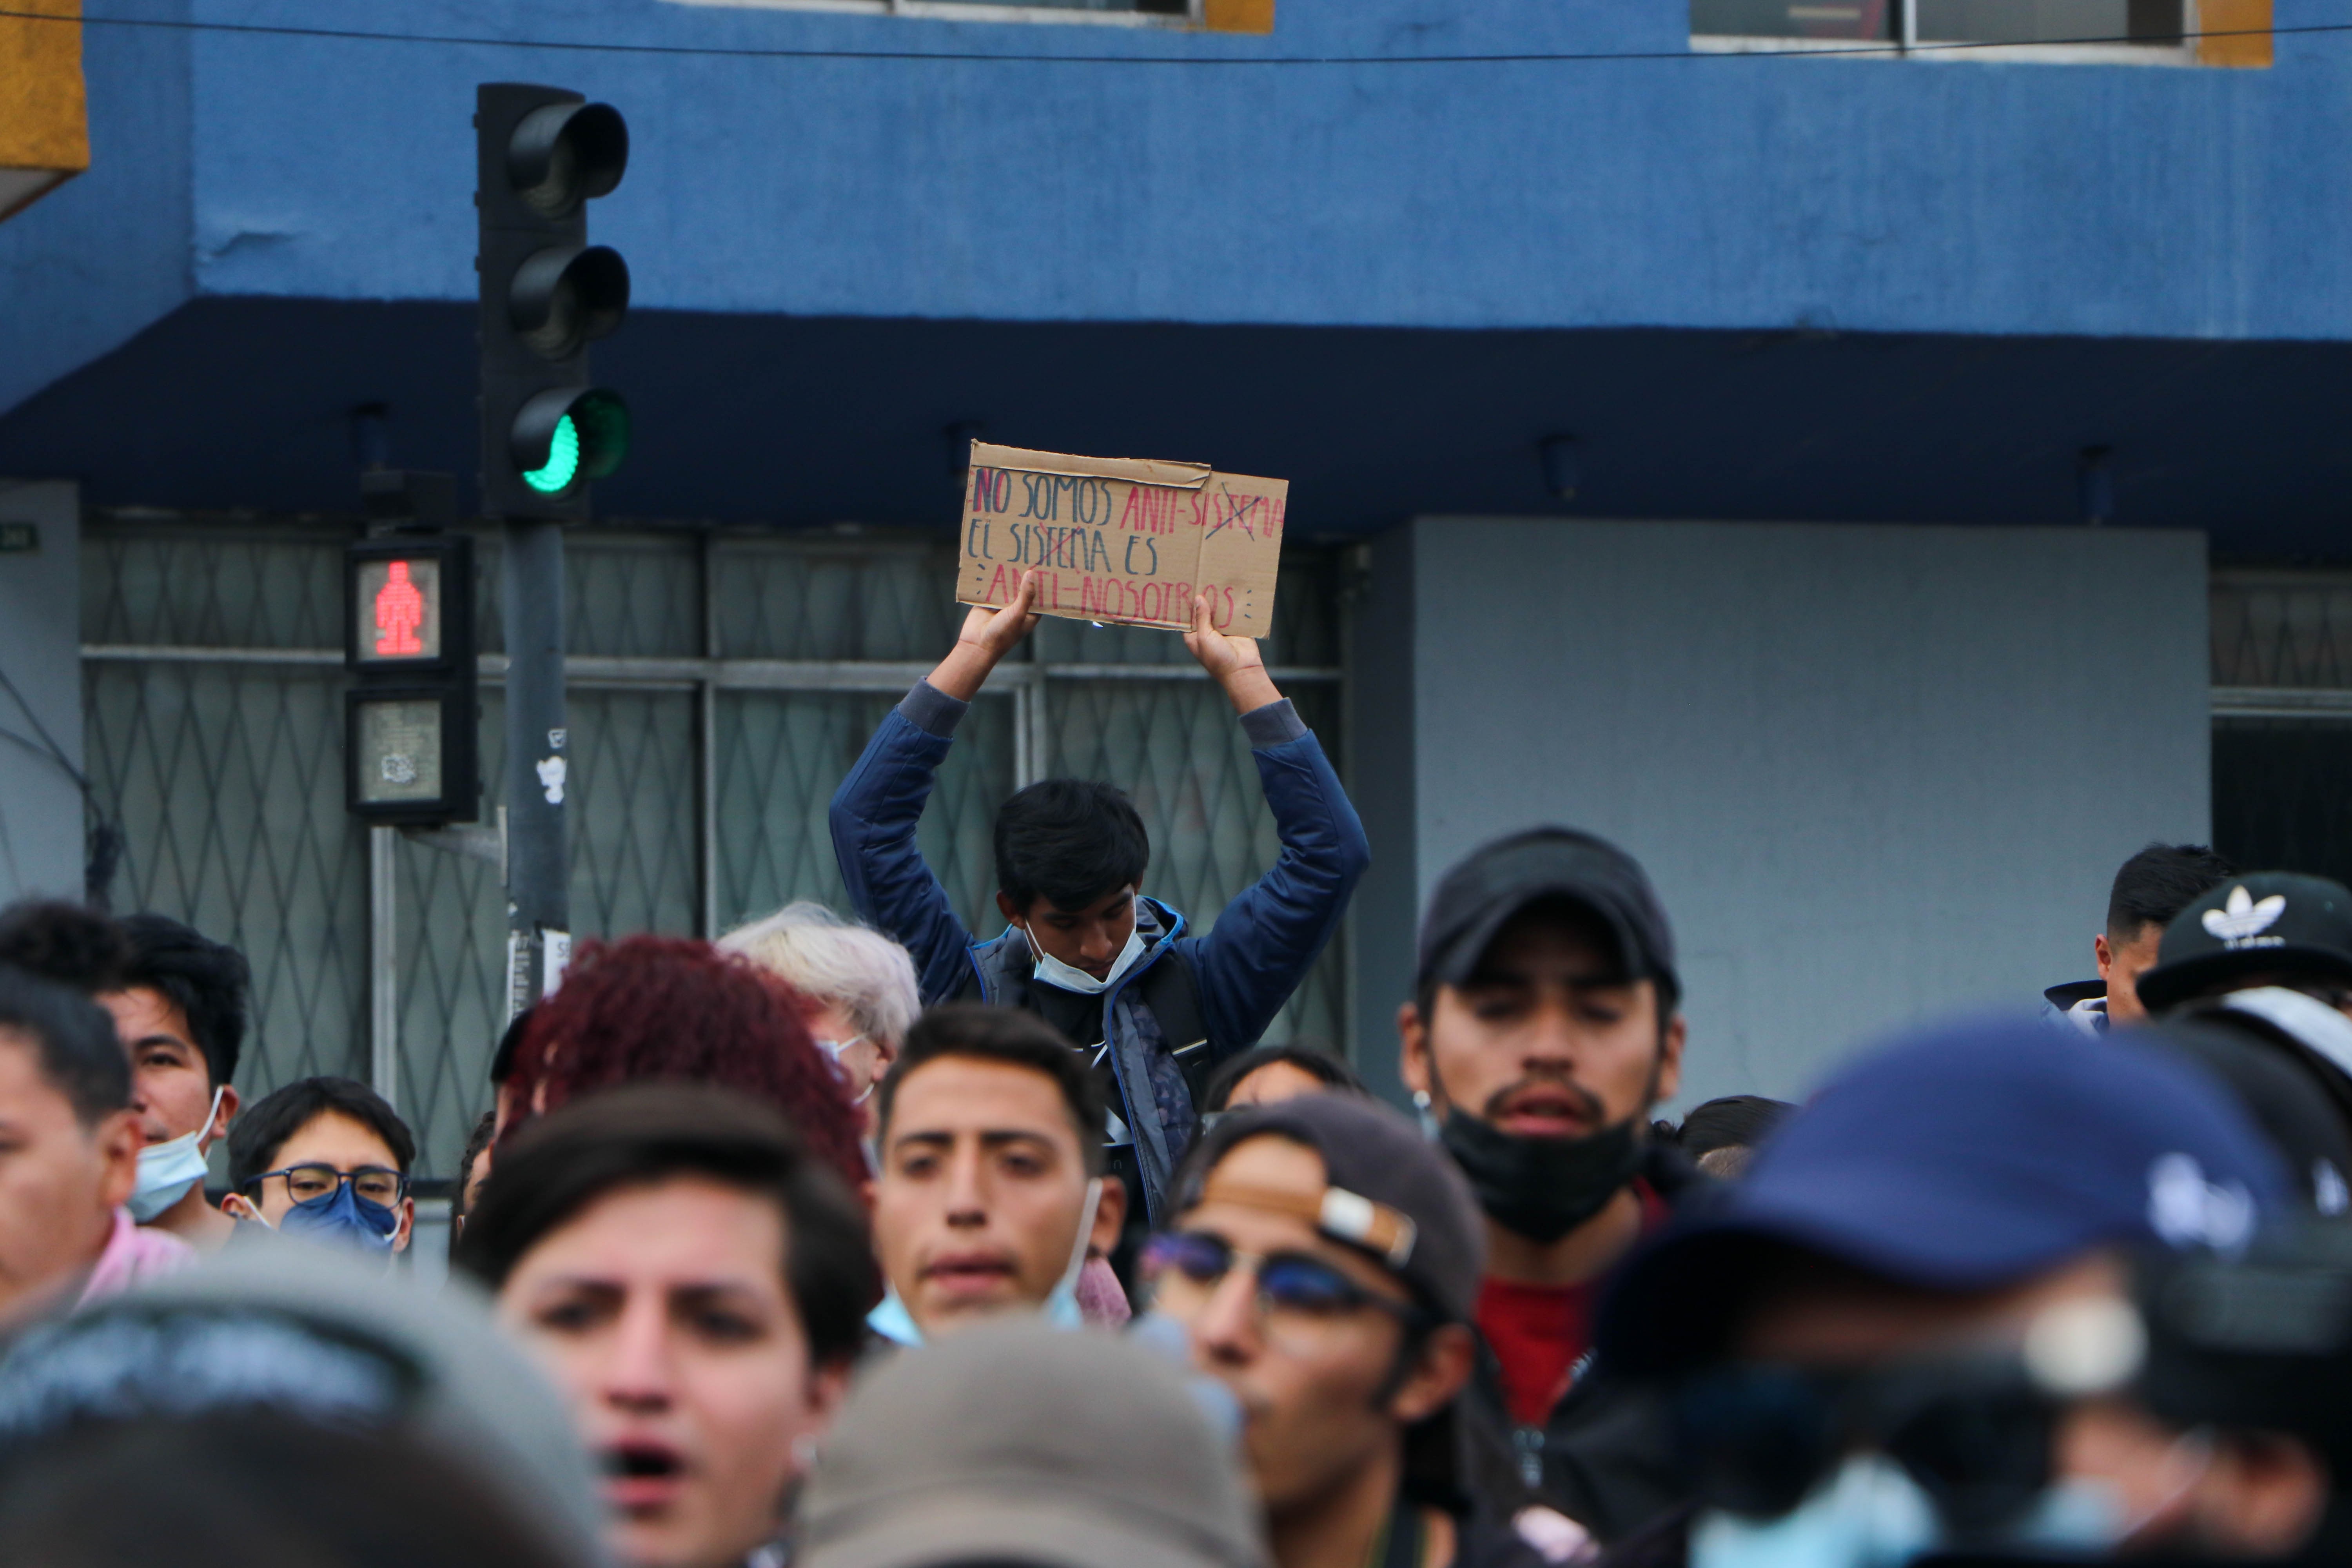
[523,414,581,495]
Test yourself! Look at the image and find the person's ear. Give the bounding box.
[93,1108,141,1210]
[392,1196,414,1254]
[809,1356,853,1426]
[209,1085,240,1141]
[2094,931,2116,981]
[1388,1322,1475,1425]
[1398,1000,1432,1103]
[1088,1173,1127,1258]
[996,891,1025,929]
[1654,1008,1687,1107]
[2189,1432,2328,1559]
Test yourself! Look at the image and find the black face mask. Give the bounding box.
[1438,1109,1645,1242]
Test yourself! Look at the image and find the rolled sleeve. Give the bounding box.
[898,680,969,740]
[1238,698,1308,749]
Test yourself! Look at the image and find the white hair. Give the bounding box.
[717,901,920,1051]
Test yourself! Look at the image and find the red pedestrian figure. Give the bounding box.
[375,561,425,656]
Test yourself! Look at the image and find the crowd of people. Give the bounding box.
[0,574,2349,1567]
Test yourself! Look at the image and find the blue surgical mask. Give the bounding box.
[278,1179,401,1253]
[1690,1454,2123,1568]
[1023,912,1147,996]
[867,1178,1103,1344]
[128,1087,224,1224]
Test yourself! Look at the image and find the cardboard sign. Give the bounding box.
[956,442,1287,637]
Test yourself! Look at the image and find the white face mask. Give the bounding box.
[815,1034,875,1105]
[1023,908,1147,996]
[129,1086,224,1224]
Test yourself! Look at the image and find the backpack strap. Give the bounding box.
[1136,951,1213,1105]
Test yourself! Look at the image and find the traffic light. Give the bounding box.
[345,473,479,826]
[476,84,630,519]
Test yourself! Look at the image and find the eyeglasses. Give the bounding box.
[249,1164,409,1209]
[1142,1229,1425,1352]
[1672,1358,2058,1537]
[815,1034,867,1062]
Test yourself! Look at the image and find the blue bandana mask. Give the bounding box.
[277,1180,402,1253]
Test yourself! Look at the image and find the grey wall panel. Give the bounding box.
[0,482,83,903]
[1375,516,2209,1109]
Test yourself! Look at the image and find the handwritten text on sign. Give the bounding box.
[956,443,1287,637]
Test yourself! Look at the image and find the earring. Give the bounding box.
[1412,1089,1432,1111]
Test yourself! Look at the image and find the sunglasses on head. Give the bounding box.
[1673,1357,2060,1537]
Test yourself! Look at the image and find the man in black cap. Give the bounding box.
[2135,872,2352,1165]
[2042,842,2235,1036]
[1148,1094,1532,1568]
[1398,827,1695,1552]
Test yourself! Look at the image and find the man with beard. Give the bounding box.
[1399,828,1695,1556]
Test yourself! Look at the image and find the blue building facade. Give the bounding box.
[4,0,2348,1153]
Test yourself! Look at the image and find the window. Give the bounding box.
[1689,0,2249,59]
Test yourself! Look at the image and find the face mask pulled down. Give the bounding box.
[1438,1105,1644,1243]
[1023,908,1147,996]
[868,1177,1104,1347]
[129,1087,225,1224]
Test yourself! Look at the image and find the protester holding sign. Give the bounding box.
[829,566,1369,1274]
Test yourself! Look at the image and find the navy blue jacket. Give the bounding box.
[828,681,1370,1220]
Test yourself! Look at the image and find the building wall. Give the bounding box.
[0,480,83,903]
[1349,516,2211,1107]
[6,0,2352,430]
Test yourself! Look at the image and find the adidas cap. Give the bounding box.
[2136,873,2352,1015]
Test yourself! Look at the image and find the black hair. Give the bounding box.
[877,1003,1108,1174]
[0,1411,574,1568]
[115,914,250,1088]
[455,1083,878,1367]
[1667,1095,1795,1162]
[1201,1044,1370,1112]
[2109,842,2237,942]
[448,1110,498,1266]
[0,966,132,1127]
[0,900,129,994]
[993,778,1149,915]
[227,1077,415,1192]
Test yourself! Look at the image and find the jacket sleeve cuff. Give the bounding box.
[1238,699,1308,748]
[899,681,969,739]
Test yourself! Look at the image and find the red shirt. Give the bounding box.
[1475,1181,1669,1427]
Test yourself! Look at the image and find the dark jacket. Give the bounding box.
[829,680,1370,1223]
[1456,1147,1707,1547]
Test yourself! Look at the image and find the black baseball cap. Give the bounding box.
[1415,827,1677,1007]
[2135,873,2352,1015]
[1178,1093,1486,1323]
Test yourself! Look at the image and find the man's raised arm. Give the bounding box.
[829,573,1044,1002]
[1178,593,1371,1053]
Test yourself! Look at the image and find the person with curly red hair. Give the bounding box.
[495,935,866,1191]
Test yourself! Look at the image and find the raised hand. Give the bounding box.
[1185,593,1281,715]
[929,570,1042,701]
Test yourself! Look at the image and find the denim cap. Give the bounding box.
[802,1318,1264,1568]
[1416,826,1677,1007]
[1598,1012,2293,1377]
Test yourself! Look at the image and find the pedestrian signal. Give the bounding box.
[346,524,478,826]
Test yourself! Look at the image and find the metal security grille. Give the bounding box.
[82,517,1352,1177]
[2210,570,2352,890]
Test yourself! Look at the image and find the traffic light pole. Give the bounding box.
[502,517,570,1016]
